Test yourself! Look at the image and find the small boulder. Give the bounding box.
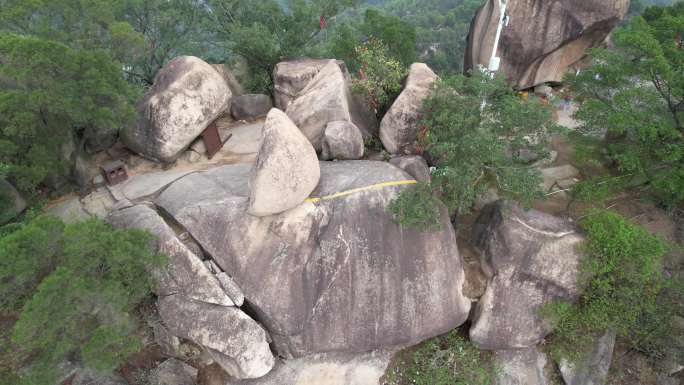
[389,156,431,182]
[559,330,616,385]
[469,201,583,349]
[123,56,232,162]
[541,164,580,191]
[158,295,275,379]
[321,121,364,160]
[150,358,198,385]
[493,347,553,385]
[0,179,26,225]
[231,94,273,121]
[248,109,320,217]
[379,63,438,154]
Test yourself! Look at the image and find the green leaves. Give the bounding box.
[0,216,165,382]
[391,70,555,230]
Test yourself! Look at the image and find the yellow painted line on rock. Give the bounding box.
[305,180,418,203]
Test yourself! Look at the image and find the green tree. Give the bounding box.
[0,33,138,194]
[542,211,680,363]
[208,0,361,92]
[568,3,684,209]
[391,70,556,230]
[0,216,165,384]
[361,9,417,66]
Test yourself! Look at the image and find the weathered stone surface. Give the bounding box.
[231,94,273,121]
[123,56,232,162]
[493,348,551,385]
[156,161,471,358]
[541,165,580,191]
[559,330,616,385]
[321,121,364,160]
[216,272,245,307]
[45,197,91,224]
[153,321,182,358]
[389,156,431,182]
[72,368,128,385]
[465,0,630,89]
[157,295,275,379]
[379,63,437,154]
[212,63,245,97]
[286,61,355,149]
[81,187,116,219]
[107,205,233,306]
[119,170,196,201]
[228,351,393,385]
[273,59,347,111]
[0,179,26,225]
[150,358,198,385]
[248,109,320,217]
[470,201,583,349]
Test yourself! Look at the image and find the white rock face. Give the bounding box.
[286,61,355,150]
[273,59,344,111]
[321,121,364,160]
[123,56,232,162]
[248,109,320,217]
[379,63,438,154]
[493,348,552,385]
[158,294,275,379]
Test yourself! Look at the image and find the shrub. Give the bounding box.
[542,210,679,362]
[384,329,496,385]
[391,70,556,230]
[0,216,165,383]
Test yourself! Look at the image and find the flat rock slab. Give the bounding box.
[119,170,196,201]
[228,351,393,385]
[223,122,264,155]
[156,160,471,358]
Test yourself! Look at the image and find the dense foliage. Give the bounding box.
[543,211,680,363]
[0,216,165,384]
[384,329,496,385]
[391,70,556,230]
[569,3,684,209]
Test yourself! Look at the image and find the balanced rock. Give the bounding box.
[470,201,583,349]
[107,204,234,306]
[465,0,629,89]
[389,156,431,182]
[231,94,273,121]
[493,348,553,385]
[248,109,320,217]
[273,59,347,110]
[155,161,471,358]
[158,295,275,379]
[0,179,26,225]
[379,63,437,154]
[123,56,232,162]
[321,120,364,160]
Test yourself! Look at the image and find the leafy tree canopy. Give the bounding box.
[569,3,684,209]
[0,216,165,384]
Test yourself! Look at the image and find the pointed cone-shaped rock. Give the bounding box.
[248,109,320,217]
[380,63,437,155]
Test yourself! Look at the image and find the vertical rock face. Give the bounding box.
[123,56,232,162]
[493,347,552,385]
[155,161,471,358]
[559,330,617,385]
[379,63,438,155]
[465,0,630,89]
[248,109,320,217]
[469,201,583,350]
[273,59,348,111]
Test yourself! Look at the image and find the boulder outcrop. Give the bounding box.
[379,63,437,154]
[273,59,348,111]
[0,179,26,225]
[469,201,583,349]
[231,94,272,121]
[465,0,630,89]
[248,109,320,217]
[321,120,365,160]
[155,161,471,358]
[389,156,431,183]
[493,347,552,385]
[158,295,275,379]
[107,204,234,306]
[558,330,616,385]
[123,56,232,162]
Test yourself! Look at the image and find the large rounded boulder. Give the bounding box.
[123,56,232,162]
[155,161,472,358]
[465,0,629,89]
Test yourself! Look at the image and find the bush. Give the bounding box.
[391,70,556,230]
[384,329,496,385]
[542,210,679,362]
[0,216,165,383]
